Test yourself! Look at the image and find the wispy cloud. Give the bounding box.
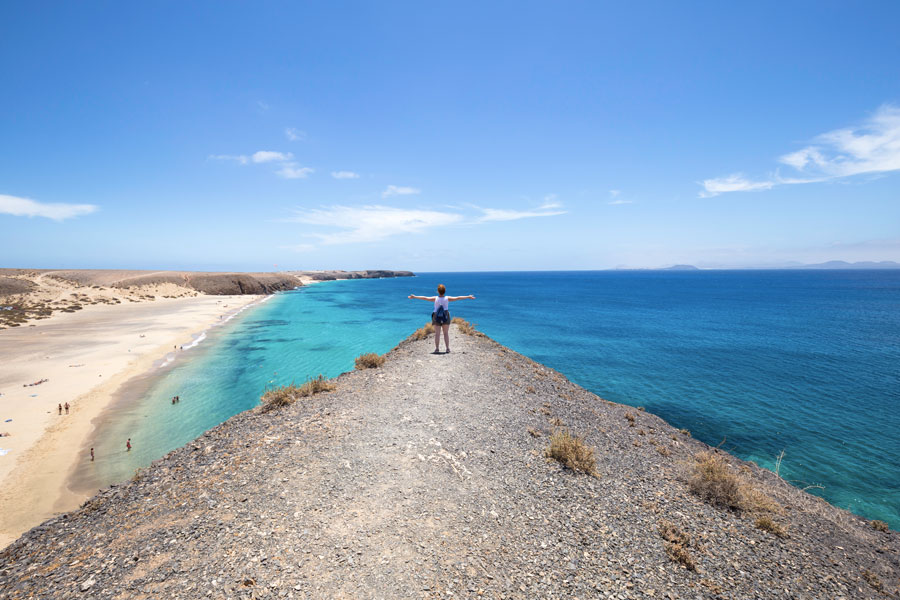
[209,154,249,165]
[699,174,775,198]
[607,189,632,204]
[257,100,270,112]
[285,198,566,249]
[700,104,900,197]
[210,150,311,179]
[252,150,293,163]
[331,171,360,179]
[382,185,421,198]
[284,128,305,142]
[288,205,461,244]
[0,194,98,221]
[277,163,314,179]
[474,201,566,223]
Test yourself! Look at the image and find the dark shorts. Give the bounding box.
[432,312,451,325]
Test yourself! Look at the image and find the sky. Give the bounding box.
[1,1,899,271]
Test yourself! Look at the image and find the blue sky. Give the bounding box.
[1,1,898,271]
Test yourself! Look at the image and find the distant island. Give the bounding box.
[661,264,700,271]
[786,260,900,270]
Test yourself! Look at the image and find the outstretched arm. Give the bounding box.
[408,295,437,301]
[448,295,476,302]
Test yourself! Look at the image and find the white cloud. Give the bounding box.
[285,128,305,142]
[277,163,314,179]
[211,150,311,179]
[608,199,633,205]
[331,171,360,179]
[779,104,900,177]
[609,189,621,198]
[289,205,462,245]
[382,185,421,198]
[0,194,98,221]
[209,154,249,165]
[700,104,900,197]
[252,150,293,163]
[474,201,566,223]
[257,100,270,112]
[699,174,775,198]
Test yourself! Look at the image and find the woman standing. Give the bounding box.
[408,284,476,353]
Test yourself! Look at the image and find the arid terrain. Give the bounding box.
[0,269,413,329]
[1,323,896,599]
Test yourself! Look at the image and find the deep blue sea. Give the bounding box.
[81,271,900,528]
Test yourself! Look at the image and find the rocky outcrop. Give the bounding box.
[1,326,896,599]
[294,270,414,281]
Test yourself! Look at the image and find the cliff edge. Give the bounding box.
[1,325,896,599]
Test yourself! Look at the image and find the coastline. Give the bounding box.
[0,294,268,549]
[1,324,895,598]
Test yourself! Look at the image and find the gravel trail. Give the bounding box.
[1,325,897,599]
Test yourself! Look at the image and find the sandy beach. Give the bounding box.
[0,294,265,549]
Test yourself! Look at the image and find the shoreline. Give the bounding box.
[65,292,280,500]
[0,294,269,549]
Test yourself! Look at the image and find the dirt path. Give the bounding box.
[0,325,897,599]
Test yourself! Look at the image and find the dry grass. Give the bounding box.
[527,427,542,438]
[755,516,788,538]
[656,444,672,457]
[679,428,691,437]
[861,569,883,591]
[664,542,697,571]
[689,451,777,513]
[545,429,597,475]
[354,352,386,370]
[659,520,690,546]
[411,322,434,340]
[451,317,478,336]
[260,376,335,413]
[624,412,636,424]
[871,519,889,532]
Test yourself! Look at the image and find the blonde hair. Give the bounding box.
[437,284,446,296]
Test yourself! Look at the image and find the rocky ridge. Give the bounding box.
[0,325,896,599]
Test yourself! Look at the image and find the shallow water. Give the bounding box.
[79,271,900,528]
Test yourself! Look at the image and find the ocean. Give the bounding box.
[76,270,900,528]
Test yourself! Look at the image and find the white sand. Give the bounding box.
[0,294,264,549]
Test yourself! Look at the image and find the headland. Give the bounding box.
[0,268,413,549]
[0,323,896,598]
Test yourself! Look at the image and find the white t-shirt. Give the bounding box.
[434,296,449,312]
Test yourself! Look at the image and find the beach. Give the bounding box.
[0,294,264,549]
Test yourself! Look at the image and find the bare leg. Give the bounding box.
[442,323,451,352]
[434,322,441,351]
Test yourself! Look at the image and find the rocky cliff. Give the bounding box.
[1,325,896,599]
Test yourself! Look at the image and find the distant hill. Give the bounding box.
[789,260,900,270]
[661,264,700,271]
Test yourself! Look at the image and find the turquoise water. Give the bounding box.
[82,271,900,528]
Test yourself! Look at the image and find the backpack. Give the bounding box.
[434,303,447,321]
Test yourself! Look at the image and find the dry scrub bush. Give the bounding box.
[260,376,335,413]
[659,520,690,546]
[624,412,636,424]
[355,352,386,370]
[656,444,672,457]
[689,451,777,513]
[451,317,478,336]
[664,542,697,571]
[411,322,434,340]
[755,516,788,538]
[527,427,542,438]
[862,569,884,591]
[871,520,889,532]
[545,429,597,475]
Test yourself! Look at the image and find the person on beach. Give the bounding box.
[408,285,475,353]
[64,402,69,414]
[58,403,62,415]
[90,448,94,462]
[126,438,131,452]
